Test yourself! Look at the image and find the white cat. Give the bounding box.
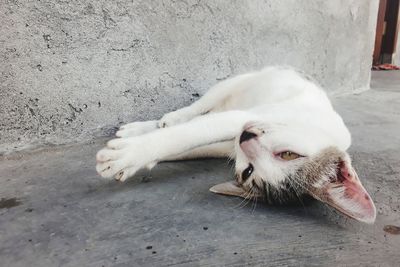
[96,66,376,224]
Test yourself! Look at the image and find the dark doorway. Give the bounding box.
[373,0,400,65]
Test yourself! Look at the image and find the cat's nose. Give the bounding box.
[239,130,258,144]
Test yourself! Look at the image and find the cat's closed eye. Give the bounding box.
[277,151,302,161]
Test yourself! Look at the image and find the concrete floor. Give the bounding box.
[1,71,400,267]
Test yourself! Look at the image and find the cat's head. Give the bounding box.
[211,121,376,224]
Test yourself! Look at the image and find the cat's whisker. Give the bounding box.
[244,185,259,211]
[286,178,307,212]
[252,189,258,214]
[249,187,256,212]
[238,185,257,209]
[233,189,253,209]
[239,191,254,209]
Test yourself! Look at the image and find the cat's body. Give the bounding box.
[96,66,376,223]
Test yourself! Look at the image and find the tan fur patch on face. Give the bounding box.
[295,147,346,196]
[253,147,347,204]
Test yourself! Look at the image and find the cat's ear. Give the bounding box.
[210,181,249,198]
[311,161,376,224]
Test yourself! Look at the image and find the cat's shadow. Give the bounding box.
[90,159,354,228]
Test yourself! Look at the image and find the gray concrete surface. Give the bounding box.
[0,0,379,154]
[0,71,399,266]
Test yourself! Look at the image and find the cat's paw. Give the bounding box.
[96,137,155,181]
[158,110,192,128]
[116,120,157,137]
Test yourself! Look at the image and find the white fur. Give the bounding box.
[96,66,351,183]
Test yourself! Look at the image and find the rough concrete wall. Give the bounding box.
[0,0,379,153]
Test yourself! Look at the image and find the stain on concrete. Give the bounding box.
[68,103,83,114]
[101,7,117,29]
[0,197,22,209]
[383,225,400,235]
[43,34,51,48]
[109,39,148,52]
[43,34,51,42]
[83,3,96,15]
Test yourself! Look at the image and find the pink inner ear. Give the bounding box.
[324,162,376,224]
[338,161,351,182]
[339,162,370,202]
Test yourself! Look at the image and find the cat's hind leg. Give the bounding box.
[163,140,234,161]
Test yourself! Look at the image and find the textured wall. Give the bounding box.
[393,34,400,66]
[0,0,379,153]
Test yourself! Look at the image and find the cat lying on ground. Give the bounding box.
[96,66,376,224]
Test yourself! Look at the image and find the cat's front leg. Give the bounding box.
[96,110,258,181]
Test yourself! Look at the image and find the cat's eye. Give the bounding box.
[278,151,301,161]
[241,163,254,181]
